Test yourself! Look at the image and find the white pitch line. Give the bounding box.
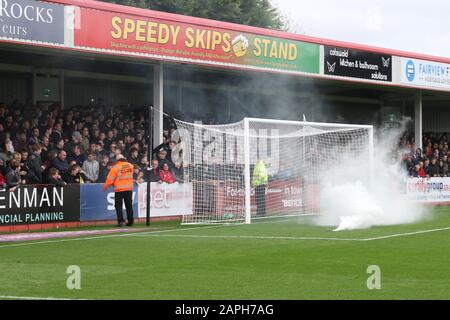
[362,226,450,241]
[0,295,87,300]
[1,225,450,248]
[0,225,224,249]
[137,226,450,242]
[138,233,365,242]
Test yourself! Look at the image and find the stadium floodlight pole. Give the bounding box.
[146,105,154,226]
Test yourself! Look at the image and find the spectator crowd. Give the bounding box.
[0,100,184,190]
[400,132,450,178]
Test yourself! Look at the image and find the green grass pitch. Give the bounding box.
[0,207,449,300]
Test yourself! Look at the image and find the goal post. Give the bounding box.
[173,117,374,225]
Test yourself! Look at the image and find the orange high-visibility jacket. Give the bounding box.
[103,160,134,192]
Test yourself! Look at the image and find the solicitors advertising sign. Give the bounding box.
[74,8,320,74]
[401,58,450,90]
[324,46,392,82]
[0,185,80,226]
[0,0,65,44]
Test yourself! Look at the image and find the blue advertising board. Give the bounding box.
[0,0,65,44]
[80,184,139,221]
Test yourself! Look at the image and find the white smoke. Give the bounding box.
[315,120,429,231]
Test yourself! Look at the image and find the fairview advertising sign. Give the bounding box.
[401,58,450,90]
[0,185,80,226]
[324,46,392,82]
[0,0,65,44]
[74,8,319,74]
[406,177,450,203]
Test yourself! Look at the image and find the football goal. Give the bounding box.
[172,117,373,224]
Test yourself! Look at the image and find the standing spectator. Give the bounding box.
[159,162,176,184]
[82,152,99,182]
[439,159,448,177]
[26,144,44,184]
[426,158,440,177]
[81,127,90,153]
[97,154,110,183]
[52,150,69,174]
[28,127,40,146]
[47,168,66,187]
[145,160,161,182]
[411,164,426,177]
[5,160,25,190]
[68,145,87,167]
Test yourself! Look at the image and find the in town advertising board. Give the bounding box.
[0,0,65,44]
[324,45,392,82]
[74,8,320,74]
[0,185,80,226]
[401,58,450,90]
[138,182,193,217]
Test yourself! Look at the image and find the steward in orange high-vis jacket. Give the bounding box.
[103,154,135,227]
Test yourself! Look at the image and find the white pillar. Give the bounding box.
[414,92,423,149]
[153,62,164,146]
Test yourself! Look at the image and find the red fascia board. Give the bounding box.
[47,0,450,64]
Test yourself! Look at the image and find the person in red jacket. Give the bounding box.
[159,162,176,184]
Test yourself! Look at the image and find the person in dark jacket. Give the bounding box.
[47,168,67,187]
[52,150,69,174]
[144,160,161,182]
[97,154,110,183]
[5,160,24,190]
[426,157,440,177]
[26,144,44,184]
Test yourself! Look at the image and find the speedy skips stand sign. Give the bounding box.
[74,8,320,75]
[0,0,65,44]
[0,185,80,226]
[324,46,392,82]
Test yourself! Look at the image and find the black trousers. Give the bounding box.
[114,191,134,225]
[255,185,267,216]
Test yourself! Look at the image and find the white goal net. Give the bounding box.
[172,117,373,224]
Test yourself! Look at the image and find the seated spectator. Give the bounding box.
[5,160,25,190]
[159,162,176,184]
[52,150,69,174]
[47,168,66,187]
[82,152,99,182]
